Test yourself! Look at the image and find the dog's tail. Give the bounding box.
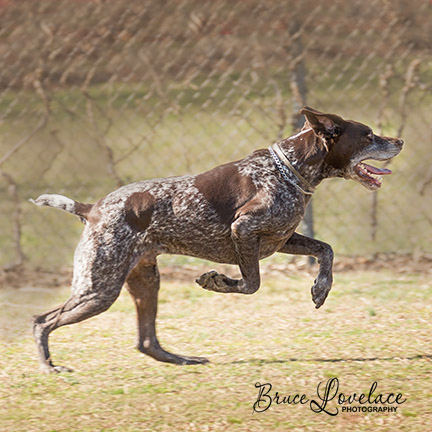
[29,194,93,223]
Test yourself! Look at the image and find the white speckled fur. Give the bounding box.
[30,194,76,214]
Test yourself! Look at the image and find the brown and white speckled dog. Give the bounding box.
[31,107,403,373]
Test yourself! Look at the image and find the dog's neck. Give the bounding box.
[277,128,330,189]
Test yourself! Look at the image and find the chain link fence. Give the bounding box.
[0,0,431,270]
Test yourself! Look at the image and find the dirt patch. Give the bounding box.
[332,253,432,274]
[1,253,431,290]
[0,266,72,289]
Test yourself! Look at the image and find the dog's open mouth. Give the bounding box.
[354,162,392,188]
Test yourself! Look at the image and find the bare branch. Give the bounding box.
[81,80,123,187]
[0,114,48,169]
[0,170,25,268]
[0,73,51,168]
[371,64,394,242]
[397,58,421,138]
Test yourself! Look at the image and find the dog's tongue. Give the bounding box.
[363,163,392,175]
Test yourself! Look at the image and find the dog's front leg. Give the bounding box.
[196,214,261,295]
[278,232,334,308]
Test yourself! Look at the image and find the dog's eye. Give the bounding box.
[367,131,374,141]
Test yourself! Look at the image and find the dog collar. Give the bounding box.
[268,143,315,196]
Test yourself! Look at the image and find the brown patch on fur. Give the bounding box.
[234,192,268,219]
[289,130,328,165]
[74,202,93,220]
[124,191,155,232]
[194,162,257,224]
[86,201,102,224]
[324,121,371,169]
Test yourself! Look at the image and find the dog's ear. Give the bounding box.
[300,106,344,139]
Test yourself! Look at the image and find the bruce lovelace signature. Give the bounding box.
[253,378,407,415]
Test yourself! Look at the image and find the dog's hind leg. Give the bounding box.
[33,227,131,373]
[33,286,122,374]
[126,260,209,365]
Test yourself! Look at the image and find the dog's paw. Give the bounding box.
[311,275,332,309]
[196,270,236,293]
[40,364,74,374]
[196,270,218,290]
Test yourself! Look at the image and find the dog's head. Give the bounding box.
[300,106,404,190]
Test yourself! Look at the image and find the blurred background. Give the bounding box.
[0,0,431,270]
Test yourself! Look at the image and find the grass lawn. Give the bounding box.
[1,263,431,431]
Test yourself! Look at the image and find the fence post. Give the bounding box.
[288,20,315,265]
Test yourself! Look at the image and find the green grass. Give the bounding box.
[1,268,431,431]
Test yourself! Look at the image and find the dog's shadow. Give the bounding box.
[230,353,432,365]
